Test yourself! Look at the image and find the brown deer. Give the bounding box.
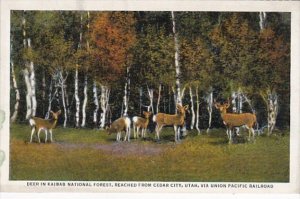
[107,117,131,142]
[29,110,61,143]
[153,104,189,142]
[132,111,152,139]
[214,100,256,143]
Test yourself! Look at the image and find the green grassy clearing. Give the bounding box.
[10,124,289,182]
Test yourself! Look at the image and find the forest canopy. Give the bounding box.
[10,11,290,134]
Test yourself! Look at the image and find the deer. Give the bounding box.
[132,111,152,139]
[214,100,256,143]
[29,110,61,143]
[153,104,189,142]
[107,117,131,142]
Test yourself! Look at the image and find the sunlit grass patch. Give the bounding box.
[10,124,289,182]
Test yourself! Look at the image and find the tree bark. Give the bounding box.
[171,11,182,105]
[23,68,32,119]
[81,74,88,127]
[156,84,162,114]
[93,81,99,127]
[10,62,20,123]
[206,90,213,133]
[99,85,110,129]
[75,68,80,128]
[189,86,195,130]
[195,86,201,134]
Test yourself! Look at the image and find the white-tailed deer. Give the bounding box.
[214,100,256,143]
[29,110,61,143]
[153,104,189,142]
[132,111,152,139]
[107,117,131,142]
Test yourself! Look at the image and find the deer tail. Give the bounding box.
[29,118,36,127]
[152,115,156,122]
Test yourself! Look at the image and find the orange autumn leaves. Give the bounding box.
[90,12,136,83]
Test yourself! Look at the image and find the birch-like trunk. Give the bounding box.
[259,12,267,31]
[100,85,110,129]
[27,38,37,117]
[45,79,56,119]
[75,68,80,128]
[156,84,162,114]
[139,87,143,115]
[189,87,195,130]
[195,86,200,134]
[123,67,130,116]
[171,11,182,105]
[93,81,99,127]
[147,86,154,114]
[206,90,213,134]
[81,75,88,127]
[10,62,20,123]
[267,91,278,135]
[23,68,32,119]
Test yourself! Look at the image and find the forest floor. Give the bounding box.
[9,124,289,182]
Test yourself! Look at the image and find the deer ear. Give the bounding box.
[176,104,181,109]
[50,111,54,114]
[184,105,189,110]
[214,103,219,109]
[57,110,62,115]
[225,103,230,109]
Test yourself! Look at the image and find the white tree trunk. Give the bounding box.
[267,91,278,135]
[45,79,58,119]
[23,68,32,119]
[156,84,162,114]
[27,39,37,117]
[259,12,267,31]
[189,87,195,130]
[100,85,110,129]
[10,62,20,123]
[147,86,154,114]
[171,11,182,105]
[93,81,99,127]
[81,74,88,127]
[75,68,80,128]
[206,90,213,133]
[195,86,200,134]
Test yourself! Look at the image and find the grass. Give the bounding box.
[10,124,289,182]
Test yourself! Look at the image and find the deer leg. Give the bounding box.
[37,128,42,143]
[155,124,160,140]
[49,129,53,142]
[127,126,131,142]
[228,129,232,144]
[137,127,140,138]
[30,127,36,143]
[173,125,178,142]
[44,129,48,143]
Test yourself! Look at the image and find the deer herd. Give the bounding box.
[28,100,258,144]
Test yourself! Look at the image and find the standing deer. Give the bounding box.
[214,100,256,143]
[153,104,189,142]
[132,111,152,139]
[29,110,61,143]
[107,117,131,142]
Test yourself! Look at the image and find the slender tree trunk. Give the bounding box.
[123,67,130,116]
[266,91,278,135]
[81,74,88,127]
[189,87,195,130]
[45,79,56,119]
[259,12,267,31]
[10,62,20,123]
[93,81,99,127]
[156,84,162,114]
[23,68,32,119]
[206,90,213,134]
[42,69,46,113]
[195,86,200,134]
[147,86,154,114]
[27,38,37,117]
[139,87,143,115]
[171,11,182,105]
[100,85,110,129]
[75,68,80,128]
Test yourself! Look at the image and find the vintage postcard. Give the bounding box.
[0,0,299,197]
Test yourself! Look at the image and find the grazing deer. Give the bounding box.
[214,100,256,143]
[107,117,131,142]
[153,104,189,142]
[132,111,152,139]
[29,110,61,143]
